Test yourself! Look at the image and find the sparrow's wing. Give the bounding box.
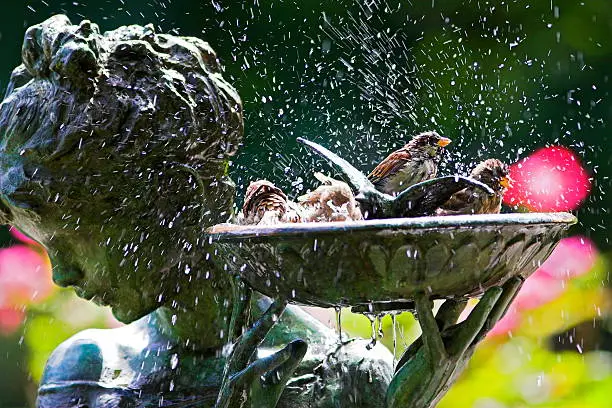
[297,190,319,203]
[367,149,410,186]
[313,171,334,185]
[394,176,494,217]
[296,137,373,192]
[439,188,476,212]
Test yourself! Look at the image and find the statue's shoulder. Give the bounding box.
[40,328,111,384]
[36,328,130,408]
[37,327,142,408]
[40,318,156,386]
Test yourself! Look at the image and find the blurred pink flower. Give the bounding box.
[488,305,519,337]
[9,227,40,246]
[538,236,597,280]
[503,146,591,212]
[0,242,54,335]
[0,307,24,335]
[0,245,53,306]
[488,235,597,337]
[511,272,565,311]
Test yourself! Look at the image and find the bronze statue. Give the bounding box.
[0,15,393,408]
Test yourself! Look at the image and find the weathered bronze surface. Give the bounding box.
[208,212,576,308]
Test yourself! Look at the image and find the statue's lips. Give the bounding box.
[74,287,95,300]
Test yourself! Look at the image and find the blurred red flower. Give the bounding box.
[488,235,597,337]
[503,146,591,212]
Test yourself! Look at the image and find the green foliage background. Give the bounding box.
[0,1,610,407]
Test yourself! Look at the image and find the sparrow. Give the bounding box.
[237,180,302,225]
[297,172,363,222]
[367,131,451,196]
[436,159,511,216]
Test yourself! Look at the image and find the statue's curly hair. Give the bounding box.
[0,14,243,229]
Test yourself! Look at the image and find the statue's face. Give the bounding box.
[46,232,162,323]
[0,15,242,323]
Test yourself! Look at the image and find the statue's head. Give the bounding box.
[0,15,243,323]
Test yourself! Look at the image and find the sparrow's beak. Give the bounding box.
[437,137,452,147]
[499,176,512,189]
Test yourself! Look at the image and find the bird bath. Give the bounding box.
[208,212,576,310]
[208,212,576,407]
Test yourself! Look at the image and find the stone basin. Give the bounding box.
[207,213,576,309]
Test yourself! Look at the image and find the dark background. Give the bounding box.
[0,0,609,248]
[0,2,610,406]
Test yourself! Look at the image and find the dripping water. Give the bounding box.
[366,314,377,350]
[391,314,397,368]
[377,314,384,339]
[334,306,343,343]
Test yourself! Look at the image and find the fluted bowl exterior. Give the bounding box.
[207,213,576,308]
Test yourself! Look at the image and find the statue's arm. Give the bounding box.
[386,278,524,408]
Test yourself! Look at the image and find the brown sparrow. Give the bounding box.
[436,159,510,216]
[237,180,302,225]
[297,173,363,222]
[368,131,451,196]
